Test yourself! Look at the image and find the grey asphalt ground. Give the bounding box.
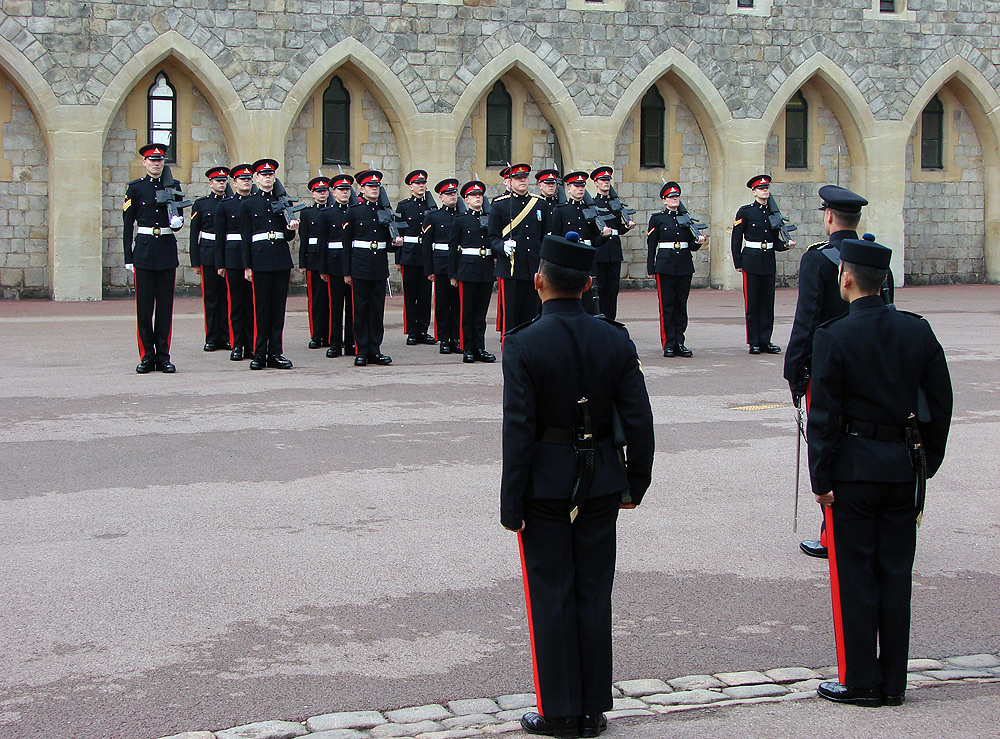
[1,284,997,739]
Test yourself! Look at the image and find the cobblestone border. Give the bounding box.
[158,653,1000,739]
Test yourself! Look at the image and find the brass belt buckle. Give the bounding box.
[479,248,487,257]
[369,241,378,251]
[152,226,161,237]
[267,231,277,240]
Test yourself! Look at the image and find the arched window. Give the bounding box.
[785,91,808,169]
[921,95,944,170]
[640,87,665,169]
[486,81,512,167]
[147,72,177,163]
[323,76,351,165]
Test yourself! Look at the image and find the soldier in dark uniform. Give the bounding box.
[322,173,356,358]
[214,164,255,361]
[784,185,868,558]
[239,158,298,370]
[808,238,952,708]
[488,163,545,338]
[591,166,636,321]
[731,174,795,354]
[395,169,437,346]
[423,178,462,354]
[534,168,561,229]
[342,169,399,366]
[190,166,231,353]
[299,176,333,350]
[646,182,707,358]
[448,180,496,363]
[122,144,185,373]
[502,233,655,739]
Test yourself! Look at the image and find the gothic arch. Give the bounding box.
[895,39,1000,121]
[0,37,58,150]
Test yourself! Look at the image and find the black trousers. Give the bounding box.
[134,267,175,364]
[519,494,619,718]
[655,273,692,349]
[306,270,330,345]
[401,264,432,336]
[251,269,290,359]
[434,273,461,345]
[328,276,355,353]
[827,481,917,696]
[225,268,253,354]
[458,281,492,352]
[595,262,621,321]
[200,265,229,346]
[742,271,776,347]
[351,277,386,356]
[497,277,541,337]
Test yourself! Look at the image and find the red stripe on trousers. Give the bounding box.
[825,505,847,684]
[517,532,543,716]
[306,271,315,337]
[655,274,666,350]
[496,279,505,332]
[200,267,208,339]
[135,271,147,359]
[225,271,236,348]
[401,265,408,335]
[742,271,750,344]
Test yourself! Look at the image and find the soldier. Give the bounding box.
[299,176,333,350]
[448,180,496,363]
[423,178,462,354]
[646,182,707,358]
[501,233,654,739]
[189,166,231,353]
[731,174,795,354]
[395,169,437,346]
[591,166,636,321]
[122,144,185,374]
[546,170,611,315]
[322,173,356,358]
[214,164,255,361]
[239,158,298,370]
[342,169,399,366]
[784,185,868,558]
[488,163,545,338]
[534,168,561,230]
[808,238,952,707]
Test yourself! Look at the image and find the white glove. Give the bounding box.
[125,264,134,273]
[503,239,516,258]
[169,215,183,230]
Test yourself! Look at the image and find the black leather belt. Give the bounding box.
[840,416,906,442]
[539,424,611,445]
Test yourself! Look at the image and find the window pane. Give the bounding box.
[640,87,665,169]
[322,77,351,165]
[486,81,512,166]
[921,96,943,169]
[785,91,807,169]
[147,72,177,163]
[880,1,896,13]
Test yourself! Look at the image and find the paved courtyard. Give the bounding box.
[1,285,998,739]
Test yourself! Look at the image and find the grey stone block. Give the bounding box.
[764,667,823,683]
[370,721,442,738]
[303,731,367,739]
[715,671,772,686]
[446,698,500,715]
[907,658,946,671]
[306,711,387,731]
[645,689,725,706]
[615,678,671,697]
[924,668,994,681]
[215,721,308,739]
[944,654,1000,669]
[667,675,725,691]
[495,693,536,710]
[722,683,790,700]
[440,714,499,729]
[155,733,215,739]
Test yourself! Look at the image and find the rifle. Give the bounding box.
[478,188,491,229]
[376,184,407,242]
[675,201,708,244]
[425,191,438,210]
[556,183,568,206]
[155,165,193,221]
[582,190,615,231]
[270,178,307,226]
[605,184,636,224]
[766,193,797,246]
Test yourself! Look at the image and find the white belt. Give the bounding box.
[353,240,387,251]
[433,243,450,252]
[199,231,216,241]
[658,242,687,250]
[327,241,343,250]
[461,247,491,256]
[226,233,241,241]
[743,240,772,250]
[252,232,285,242]
[403,236,420,243]
[136,226,169,236]
[308,237,318,245]
[608,229,619,237]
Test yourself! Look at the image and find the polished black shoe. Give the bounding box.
[450,339,462,353]
[354,354,368,367]
[204,342,218,352]
[326,346,342,358]
[476,350,497,363]
[230,347,244,361]
[463,351,476,363]
[249,357,265,370]
[881,692,905,707]
[406,334,419,345]
[520,712,579,738]
[370,353,392,366]
[749,345,762,355]
[817,681,882,707]
[439,342,452,354]
[800,540,829,559]
[419,333,438,345]
[308,339,321,349]
[676,344,693,358]
[663,346,675,357]
[135,359,154,374]
[579,713,607,738]
[764,343,782,354]
[266,355,293,369]
[156,361,176,373]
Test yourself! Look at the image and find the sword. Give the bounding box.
[793,400,807,532]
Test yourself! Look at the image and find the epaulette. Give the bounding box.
[597,315,627,330]
[505,315,541,336]
[493,193,512,202]
[128,178,143,186]
[897,309,924,320]
[807,240,829,251]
